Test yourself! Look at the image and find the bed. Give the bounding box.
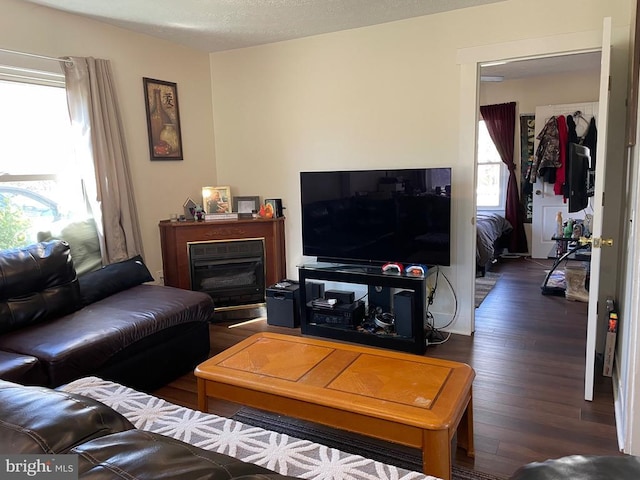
[476,212,513,276]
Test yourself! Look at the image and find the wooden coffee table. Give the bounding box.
[195,332,474,480]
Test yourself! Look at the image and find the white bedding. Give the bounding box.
[476,212,512,267]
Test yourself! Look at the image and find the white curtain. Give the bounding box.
[61,56,143,263]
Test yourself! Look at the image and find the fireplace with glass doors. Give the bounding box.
[188,239,265,308]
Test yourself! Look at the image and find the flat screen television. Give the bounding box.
[567,142,593,213]
[300,168,452,266]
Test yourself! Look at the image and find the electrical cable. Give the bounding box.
[427,330,452,346]
[424,266,458,346]
[427,265,439,305]
[433,269,458,329]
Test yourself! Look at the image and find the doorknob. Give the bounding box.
[579,236,614,248]
[535,190,542,195]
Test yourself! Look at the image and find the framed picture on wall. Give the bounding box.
[143,77,183,161]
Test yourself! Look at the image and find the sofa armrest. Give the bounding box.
[72,429,298,480]
[0,380,134,453]
[0,351,45,385]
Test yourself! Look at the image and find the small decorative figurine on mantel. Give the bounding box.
[258,202,274,218]
[194,205,205,221]
[183,197,206,221]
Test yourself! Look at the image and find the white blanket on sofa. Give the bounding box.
[62,377,438,480]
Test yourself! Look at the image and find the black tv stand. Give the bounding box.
[298,263,427,354]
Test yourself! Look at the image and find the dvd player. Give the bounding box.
[308,301,365,327]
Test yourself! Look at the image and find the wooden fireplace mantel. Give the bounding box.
[159,217,286,291]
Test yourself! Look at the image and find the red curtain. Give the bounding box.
[479,102,528,253]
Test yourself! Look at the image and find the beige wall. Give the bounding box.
[480,72,601,114]
[210,0,631,333]
[1,0,216,281]
[480,70,601,251]
[0,0,632,334]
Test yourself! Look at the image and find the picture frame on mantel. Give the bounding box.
[233,196,260,217]
[143,77,183,161]
[202,186,231,214]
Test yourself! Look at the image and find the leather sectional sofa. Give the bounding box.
[0,240,215,390]
[0,379,295,480]
[509,454,640,479]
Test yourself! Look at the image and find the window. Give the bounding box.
[476,120,506,210]
[0,79,86,250]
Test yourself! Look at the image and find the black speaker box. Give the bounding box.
[368,285,392,314]
[325,289,355,304]
[305,281,325,301]
[266,283,300,328]
[393,290,414,337]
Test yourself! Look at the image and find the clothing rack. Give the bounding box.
[542,105,596,138]
[573,110,590,126]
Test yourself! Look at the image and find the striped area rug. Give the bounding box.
[233,407,507,480]
[62,377,438,480]
[475,272,501,308]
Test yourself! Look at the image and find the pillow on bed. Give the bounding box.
[78,255,154,306]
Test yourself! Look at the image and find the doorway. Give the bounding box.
[474,54,601,381]
[454,29,606,340]
[466,35,610,402]
[477,52,602,264]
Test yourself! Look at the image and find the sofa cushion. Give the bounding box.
[78,254,154,306]
[0,240,80,333]
[0,351,45,385]
[0,379,134,454]
[0,285,214,387]
[38,218,102,276]
[72,429,294,480]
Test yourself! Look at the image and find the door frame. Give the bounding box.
[457,29,604,333]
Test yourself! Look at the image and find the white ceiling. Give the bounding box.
[481,51,602,82]
[24,0,504,52]
[23,0,599,79]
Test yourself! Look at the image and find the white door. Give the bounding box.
[585,17,612,401]
[531,102,598,259]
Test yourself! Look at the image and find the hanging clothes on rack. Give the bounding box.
[554,111,598,201]
[573,111,590,132]
[563,112,597,201]
[563,114,579,199]
[567,114,579,143]
[531,115,561,184]
[554,115,568,196]
[583,116,597,170]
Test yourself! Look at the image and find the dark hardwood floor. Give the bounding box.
[153,256,620,479]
